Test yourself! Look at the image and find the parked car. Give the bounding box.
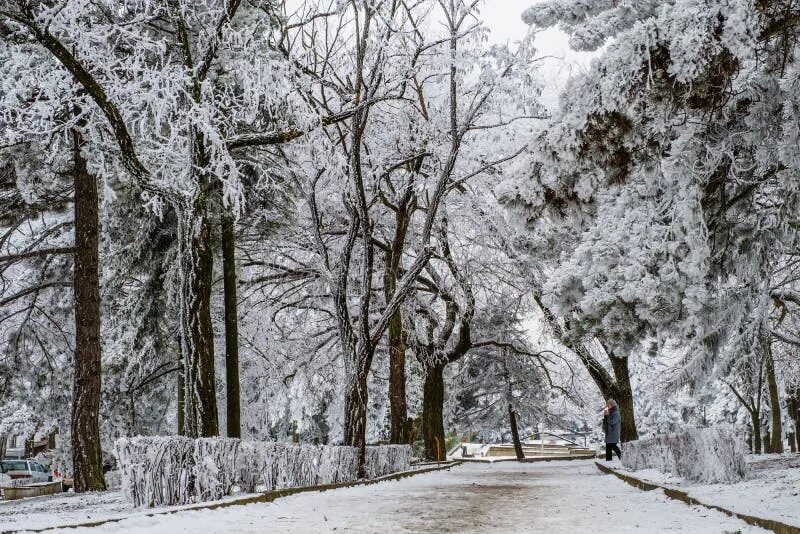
[0,460,51,482]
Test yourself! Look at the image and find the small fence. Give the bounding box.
[115,437,412,507]
[621,426,747,484]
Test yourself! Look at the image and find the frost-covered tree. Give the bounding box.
[507,0,800,439]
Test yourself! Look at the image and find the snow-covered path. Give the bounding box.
[41,460,764,533]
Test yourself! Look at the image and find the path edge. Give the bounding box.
[7,461,462,534]
[594,461,800,534]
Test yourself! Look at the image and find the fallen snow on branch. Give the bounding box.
[621,426,748,484]
[115,437,412,507]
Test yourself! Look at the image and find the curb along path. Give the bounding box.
[594,462,800,534]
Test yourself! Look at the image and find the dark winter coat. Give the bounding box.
[603,409,621,444]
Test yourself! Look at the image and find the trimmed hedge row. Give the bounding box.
[621,426,748,484]
[115,437,412,507]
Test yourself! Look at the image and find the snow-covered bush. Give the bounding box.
[104,470,122,490]
[116,437,411,506]
[115,436,195,507]
[193,438,241,501]
[621,426,748,484]
[318,445,359,485]
[364,445,413,478]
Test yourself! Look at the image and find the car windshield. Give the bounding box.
[1,461,29,471]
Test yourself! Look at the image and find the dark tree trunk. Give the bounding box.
[385,209,410,444]
[221,215,240,438]
[750,410,762,454]
[763,431,771,454]
[71,128,106,492]
[790,394,800,453]
[422,363,446,461]
[177,369,185,436]
[343,368,369,477]
[509,404,525,460]
[187,215,219,437]
[764,342,782,453]
[610,356,639,442]
[387,318,408,445]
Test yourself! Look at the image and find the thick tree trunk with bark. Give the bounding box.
[177,370,185,436]
[71,128,106,492]
[764,341,783,453]
[609,356,639,442]
[388,326,408,444]
[343,368,370,477]
[187,215,219,437]
[385,208,411,444]
[509,404,525,460]
[422,363,446,461]
[750,409,762,454]
[221,215,240,438]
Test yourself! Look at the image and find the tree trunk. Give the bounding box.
[509,404,525,460]
[609,355,639,442]
[71,128,106,492]
[763,431,771,454]
[387,318,408,445]
[177,369,185,436]
[764,341,782,453]
[422,363,446,461]
[187,215,219,437]
[790,394,800,453]
[385,209,410,445]
[221,215,240,438]
[343,368,369,477]
[750,409,762,454]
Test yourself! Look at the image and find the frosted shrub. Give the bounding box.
[365,444,413,478]
[115,436,195,507]
[622,426,747,483]
[318,445,359,484]
[193,438,241,501]
[236,441,278,493]
[115,437,412,506]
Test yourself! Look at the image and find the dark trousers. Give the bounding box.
[605,443,622,461]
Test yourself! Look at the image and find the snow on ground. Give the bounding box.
[0,488,260,532]
[616,453,800,528]
[4,460,767,533]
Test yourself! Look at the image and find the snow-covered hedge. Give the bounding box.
[115,437,412,507]
[365,444,413,479]
[115,436,194,507]
[621,426,748,484]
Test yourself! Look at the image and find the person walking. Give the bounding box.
[602,399,622,461]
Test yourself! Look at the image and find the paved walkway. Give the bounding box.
[43,461,764,533]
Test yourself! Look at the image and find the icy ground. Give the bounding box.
[618,453,800,528]
[3,460,768,533]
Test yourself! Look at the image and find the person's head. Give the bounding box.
[606,399,618,412]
